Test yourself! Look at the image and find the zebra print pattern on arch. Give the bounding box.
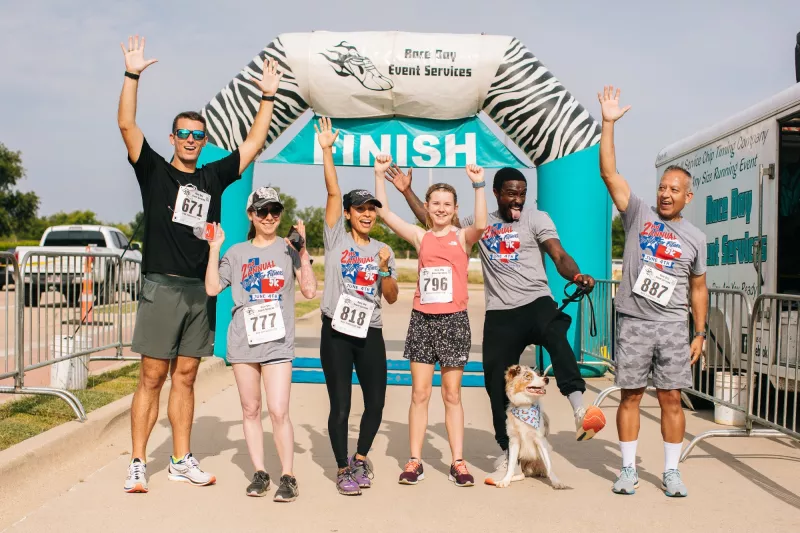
[201,35,599,165]
[201,36,309,152]
[482,38,600,166]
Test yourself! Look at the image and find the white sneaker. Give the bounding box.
[483,452,525,486]
[167,453,216,486]
[124,459,148,493]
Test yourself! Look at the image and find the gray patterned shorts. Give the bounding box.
[615,314,692,390]
[403,310,471,368]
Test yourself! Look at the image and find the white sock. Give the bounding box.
[664,442,682,472]
[619,440,638,469]
[568,391,584,413]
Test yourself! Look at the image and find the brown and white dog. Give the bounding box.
[495,364,566,489]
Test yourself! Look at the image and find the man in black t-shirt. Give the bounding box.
[117,35,282,493]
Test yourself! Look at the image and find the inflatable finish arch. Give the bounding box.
[199,32,611,371]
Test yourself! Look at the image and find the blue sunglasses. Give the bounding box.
[174,129,206,141]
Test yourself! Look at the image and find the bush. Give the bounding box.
[0,240,39,251]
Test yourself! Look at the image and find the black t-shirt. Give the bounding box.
[129,138,241,279]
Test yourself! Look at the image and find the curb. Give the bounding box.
[0,356,227,481]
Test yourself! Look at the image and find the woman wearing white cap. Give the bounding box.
[316,117,399,496]
[205,186,317,501]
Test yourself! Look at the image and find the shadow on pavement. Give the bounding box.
[584,382,800,509]
[549,431,662,489]
[148,415,305,485]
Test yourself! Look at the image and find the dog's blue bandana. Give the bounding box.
[510,405,541,428]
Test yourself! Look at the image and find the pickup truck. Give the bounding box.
[14,225,142,307]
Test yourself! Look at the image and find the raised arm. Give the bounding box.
[118,35,158,163]
[315,117,342,228]
[374,155,426,250]
[205,224,226,297]
[384,166,428,225]
[461,164,488,248]
[598,85,632,212]
[237,58,283,175]
[289,220,318,299]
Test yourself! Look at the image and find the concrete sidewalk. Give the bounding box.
[2,291,800,532]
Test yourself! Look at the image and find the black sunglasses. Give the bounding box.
[174,128,206,141]
[254,205,283,218]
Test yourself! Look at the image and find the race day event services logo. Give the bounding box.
[241,258,285,301]
[639,221,682,271]
[340,248,378,296]
[481,223,521,264]
[319,40,473,92]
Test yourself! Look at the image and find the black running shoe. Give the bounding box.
[246,471,270,497]
[273,474,299,502]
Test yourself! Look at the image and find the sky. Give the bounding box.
[2,0,799,226]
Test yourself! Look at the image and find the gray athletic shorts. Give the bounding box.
[131,273,214,359]
[614,314,692,390]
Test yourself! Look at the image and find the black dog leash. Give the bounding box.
[535,281,597,370]
[559,281,596,338]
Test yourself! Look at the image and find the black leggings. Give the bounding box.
[483,296,586,451]
[320,316,387,468]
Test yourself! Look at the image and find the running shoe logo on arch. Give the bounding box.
[639,221,682,270]
[340,248,378,296]
[319,41,394,91]
[481,223,521,263]
[241,258,285,301]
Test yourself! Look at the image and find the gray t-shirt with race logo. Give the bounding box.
[321,216,397,328]
[463,209,559,310]
[616,193,707,322]
[218,240,301,363]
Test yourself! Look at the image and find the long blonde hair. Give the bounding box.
[424,183,458,229]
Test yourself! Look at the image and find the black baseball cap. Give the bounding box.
[343,189,382,210]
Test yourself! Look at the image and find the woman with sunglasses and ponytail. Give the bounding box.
[374,155,487,488]
[205,186,317,502]
[315,117,399,496]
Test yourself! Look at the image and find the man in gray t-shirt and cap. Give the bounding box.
[384,164,607,486]
[599,85,708,498]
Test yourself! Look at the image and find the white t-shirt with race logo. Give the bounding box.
[218,240,301,363]
[616,194,706,322]
[462,209,559,311]
[321,216,397,328]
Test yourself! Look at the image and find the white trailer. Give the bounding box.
[656,83,800,389]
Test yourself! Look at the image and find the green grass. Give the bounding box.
[295,298,320,318]
[309,260,483,284]
[0,239,39,250]
[0,362,141,451]
[395,268,484,285]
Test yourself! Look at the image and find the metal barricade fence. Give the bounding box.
[747,293,799,438]
[0,252,21,388]
[579,280,619,374]
[680,293,799,461]
[95,256,141,359]
[0,251,143,420]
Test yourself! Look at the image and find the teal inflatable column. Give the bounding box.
[196,144,253,360]
[535,144,610,376]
